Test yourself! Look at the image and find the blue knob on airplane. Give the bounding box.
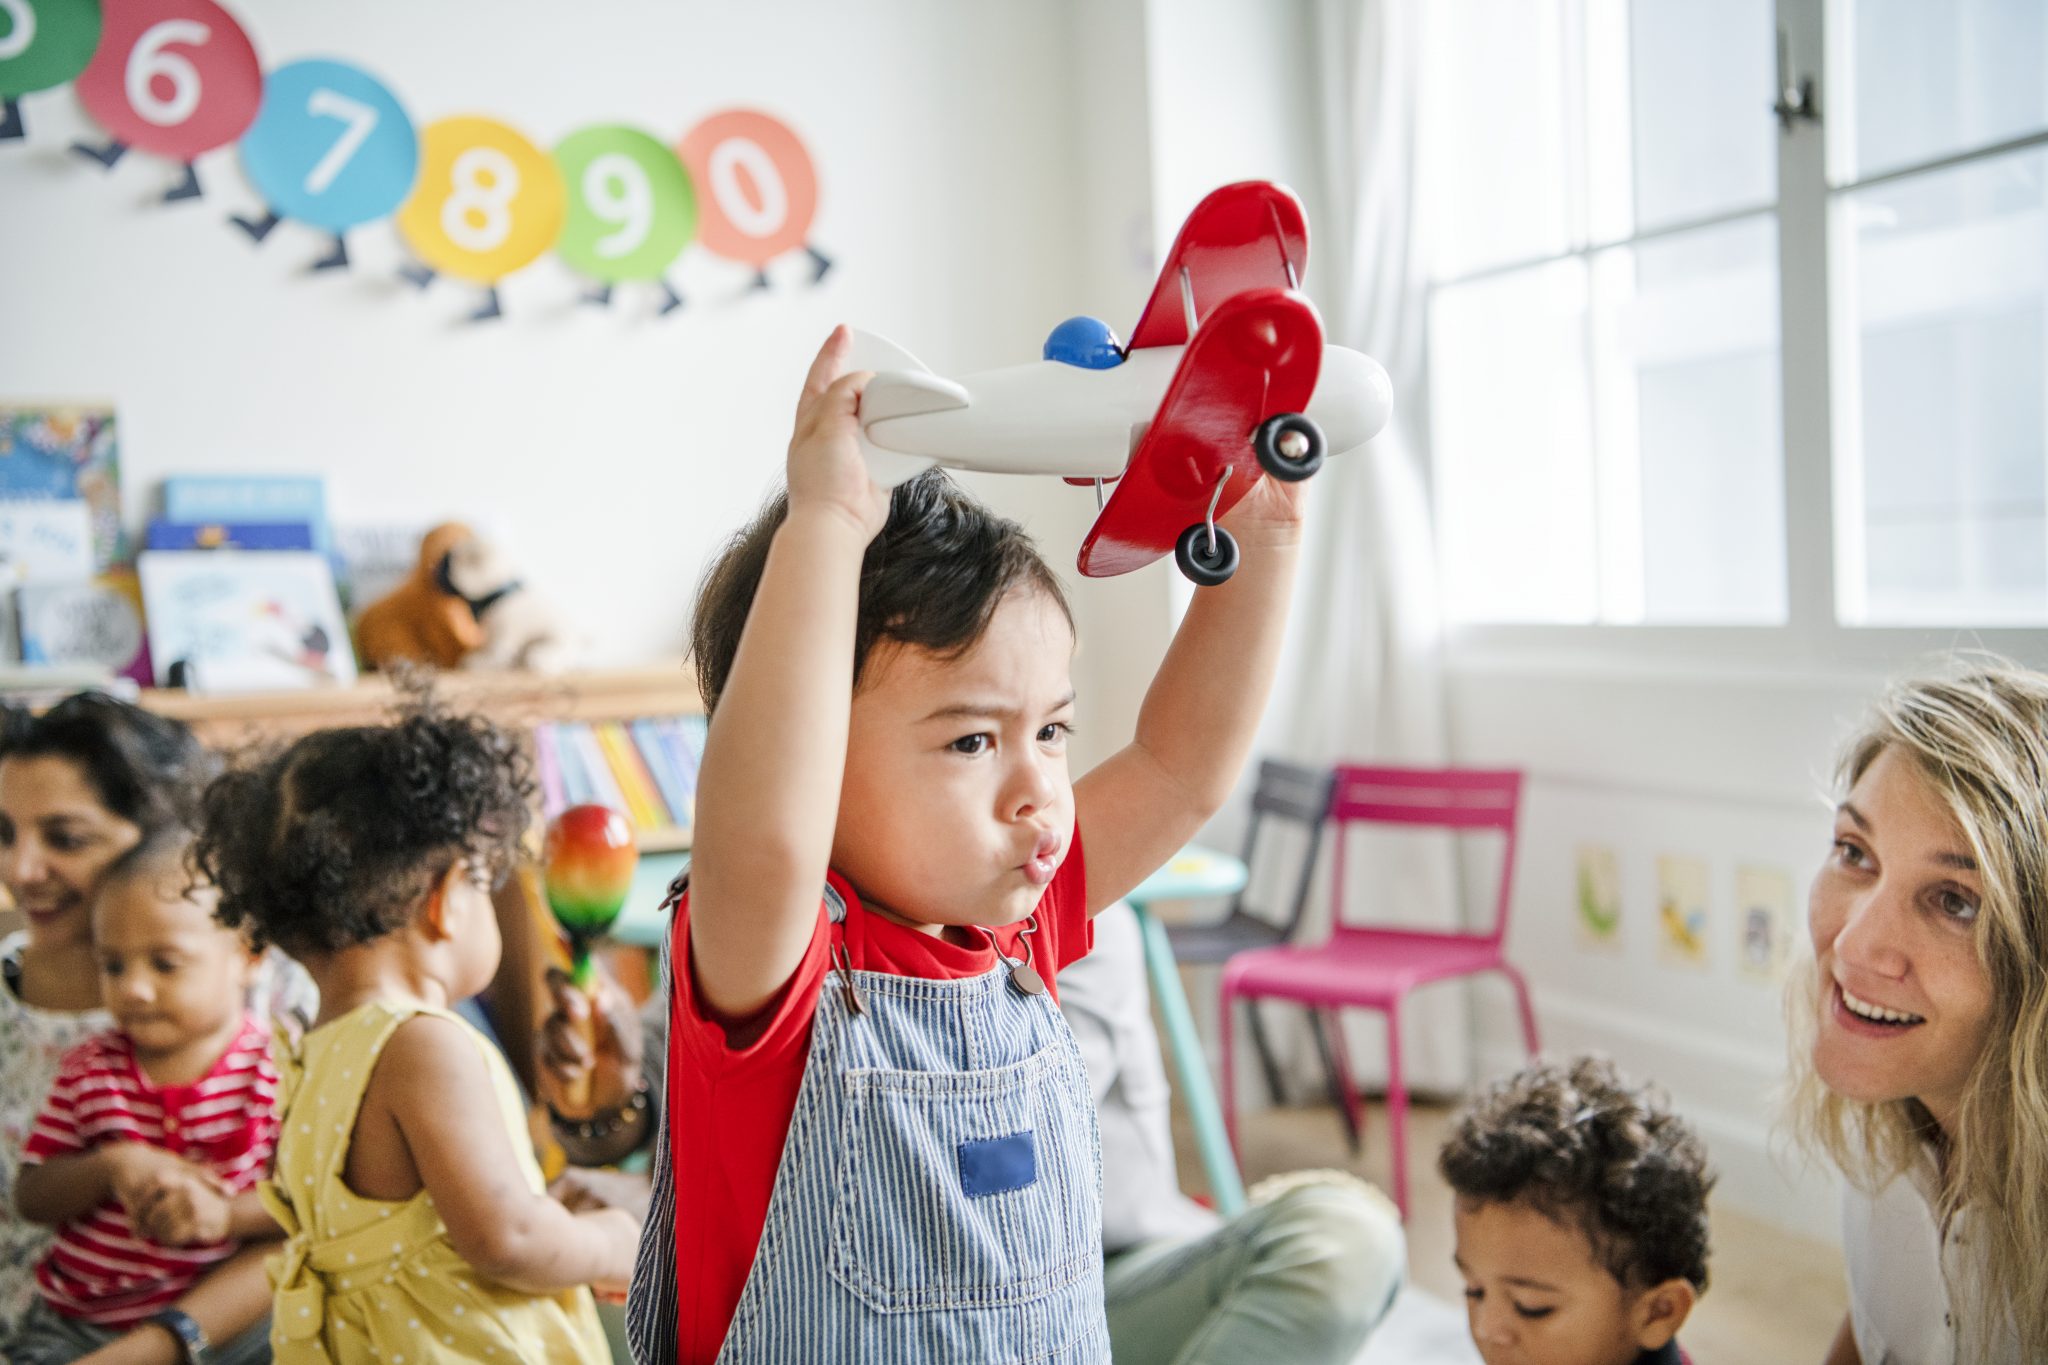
[1043,316,1125,370]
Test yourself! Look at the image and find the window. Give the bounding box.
[1423,0,2048,635]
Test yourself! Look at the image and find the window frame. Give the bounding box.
[1432,0,2048,672]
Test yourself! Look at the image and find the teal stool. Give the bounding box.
[1127,846,1251,1216]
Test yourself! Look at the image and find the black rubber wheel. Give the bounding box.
[1253,412,1325,482]
[1174,523,1240,586]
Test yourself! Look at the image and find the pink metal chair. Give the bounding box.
[1218,764,1538,1218]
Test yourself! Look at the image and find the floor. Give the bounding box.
[1192,1097,1849,1361]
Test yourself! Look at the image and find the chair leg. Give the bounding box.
[1220,983,1240,1161]
[1247,1000,1288,1107]
[1310,1009,1362,1153]
[1385,1004,1409,1221]
[1502,964,1542,1055]
[1318,1008,1367,1159]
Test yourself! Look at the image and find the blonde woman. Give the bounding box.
[1789,662,2044,1364]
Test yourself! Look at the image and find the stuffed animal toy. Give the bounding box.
[354,521,484,671]
[441,531,576,674]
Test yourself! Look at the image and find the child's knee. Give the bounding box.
[1245,1178,1407,1343]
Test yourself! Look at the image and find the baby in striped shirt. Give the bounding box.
[10,830,282,1365]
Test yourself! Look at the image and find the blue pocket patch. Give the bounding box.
[957,1130,1038,1198]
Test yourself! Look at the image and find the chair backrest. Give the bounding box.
[1233,758,1339,938]
[1326,764,1524,945]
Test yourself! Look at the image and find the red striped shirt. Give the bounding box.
[22,1016,280,1326]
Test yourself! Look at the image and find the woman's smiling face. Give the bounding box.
[1808,744,1995,1133]
[0,753,143,953]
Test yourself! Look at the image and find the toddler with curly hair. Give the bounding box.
[193,704,635,1364]
[1438,1055,1713,1365]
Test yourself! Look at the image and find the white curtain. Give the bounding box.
[1223,0,1466,1099]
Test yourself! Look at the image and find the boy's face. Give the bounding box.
[835,587,1076,935]
[93,873,253,1060]
[1453,1196,1677,1365]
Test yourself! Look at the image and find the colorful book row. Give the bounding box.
[534,715,706,838]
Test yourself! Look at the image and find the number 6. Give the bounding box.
[127,19,210,128]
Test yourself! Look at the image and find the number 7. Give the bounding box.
[303,87,377,196]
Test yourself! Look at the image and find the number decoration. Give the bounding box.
[552,123,697,316]
[69,0,259,202]
[231,57,417,271]
[393,114,564,322]
[676,108,830,290]
[0,0,101,141]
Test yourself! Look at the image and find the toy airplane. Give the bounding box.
[852,181,1392,585]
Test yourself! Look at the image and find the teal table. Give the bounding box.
[606,845,1251,1215]
[1126,846,1250,1216]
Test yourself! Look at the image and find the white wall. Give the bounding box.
[0,0,1110,670]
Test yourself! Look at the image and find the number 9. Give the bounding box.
[552,125,696,285]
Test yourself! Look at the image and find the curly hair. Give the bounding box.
[1439,1055,1714,1293]
[192,699,533,957]
[0,692,217,837]
[691,469,1073,714]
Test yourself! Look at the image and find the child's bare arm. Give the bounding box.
[15,1143,196,1228]
[72,1243,273,1365]
[1075,477,1305,912]
[385,1014,639,1294]
[690,326,887,1020]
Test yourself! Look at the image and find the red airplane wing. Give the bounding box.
[1078,288,1324,578]
[1126,182,1310,353]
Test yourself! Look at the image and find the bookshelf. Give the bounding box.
[135,663,704,854]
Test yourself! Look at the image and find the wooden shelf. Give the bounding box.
[134,663,703,855]
[137,662,702,744]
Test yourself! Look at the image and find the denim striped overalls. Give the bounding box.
[627,886,1110,1363]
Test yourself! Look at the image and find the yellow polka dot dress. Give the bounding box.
[263,1001,609,1364]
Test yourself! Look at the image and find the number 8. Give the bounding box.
[443,145,519,253]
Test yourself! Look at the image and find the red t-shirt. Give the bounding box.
[665,832,1091,1365]
[23,1015,280,1326]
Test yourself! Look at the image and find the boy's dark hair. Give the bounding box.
[0,693,217,836]
[691,470,1074,713]
[192,700,533,957]
[1438,1055,1714,1293]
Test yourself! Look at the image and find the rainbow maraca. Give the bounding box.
[543,805,638,1115]
[542,804,639,990]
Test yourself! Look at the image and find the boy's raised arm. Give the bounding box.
[688,327,886,1020]
[1075,478,1305,913]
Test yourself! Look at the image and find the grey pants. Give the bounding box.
[6,1298,272,1365]
[1103,1180,1407,1365]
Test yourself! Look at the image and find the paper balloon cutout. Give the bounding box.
[396,115,564,319]
[0,0,102,141]
[677,108,830,286]
[554,123,697,311]
[237,58,417,244]
[72,0,258,199]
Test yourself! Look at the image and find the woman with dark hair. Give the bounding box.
[0,693,314,1362]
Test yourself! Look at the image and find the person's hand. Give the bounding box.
[785,325,886,540]
[1219,467,1309,553]
[550,1166,653,1222]
[105,1144,208,1218]
[538,964,644,1119]
[133,1169,233,1247]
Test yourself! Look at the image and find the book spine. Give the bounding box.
[595,720,667,829]
[533,724,567,817]
[631,717,692,829]
[551,723,596,807]
[569,724,629,819]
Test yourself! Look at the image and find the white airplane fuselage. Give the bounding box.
[858,343,1394,484]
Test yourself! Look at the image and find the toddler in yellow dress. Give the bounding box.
[192,702,638,1363]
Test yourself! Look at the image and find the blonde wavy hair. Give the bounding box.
[1784,658,2048,1360]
